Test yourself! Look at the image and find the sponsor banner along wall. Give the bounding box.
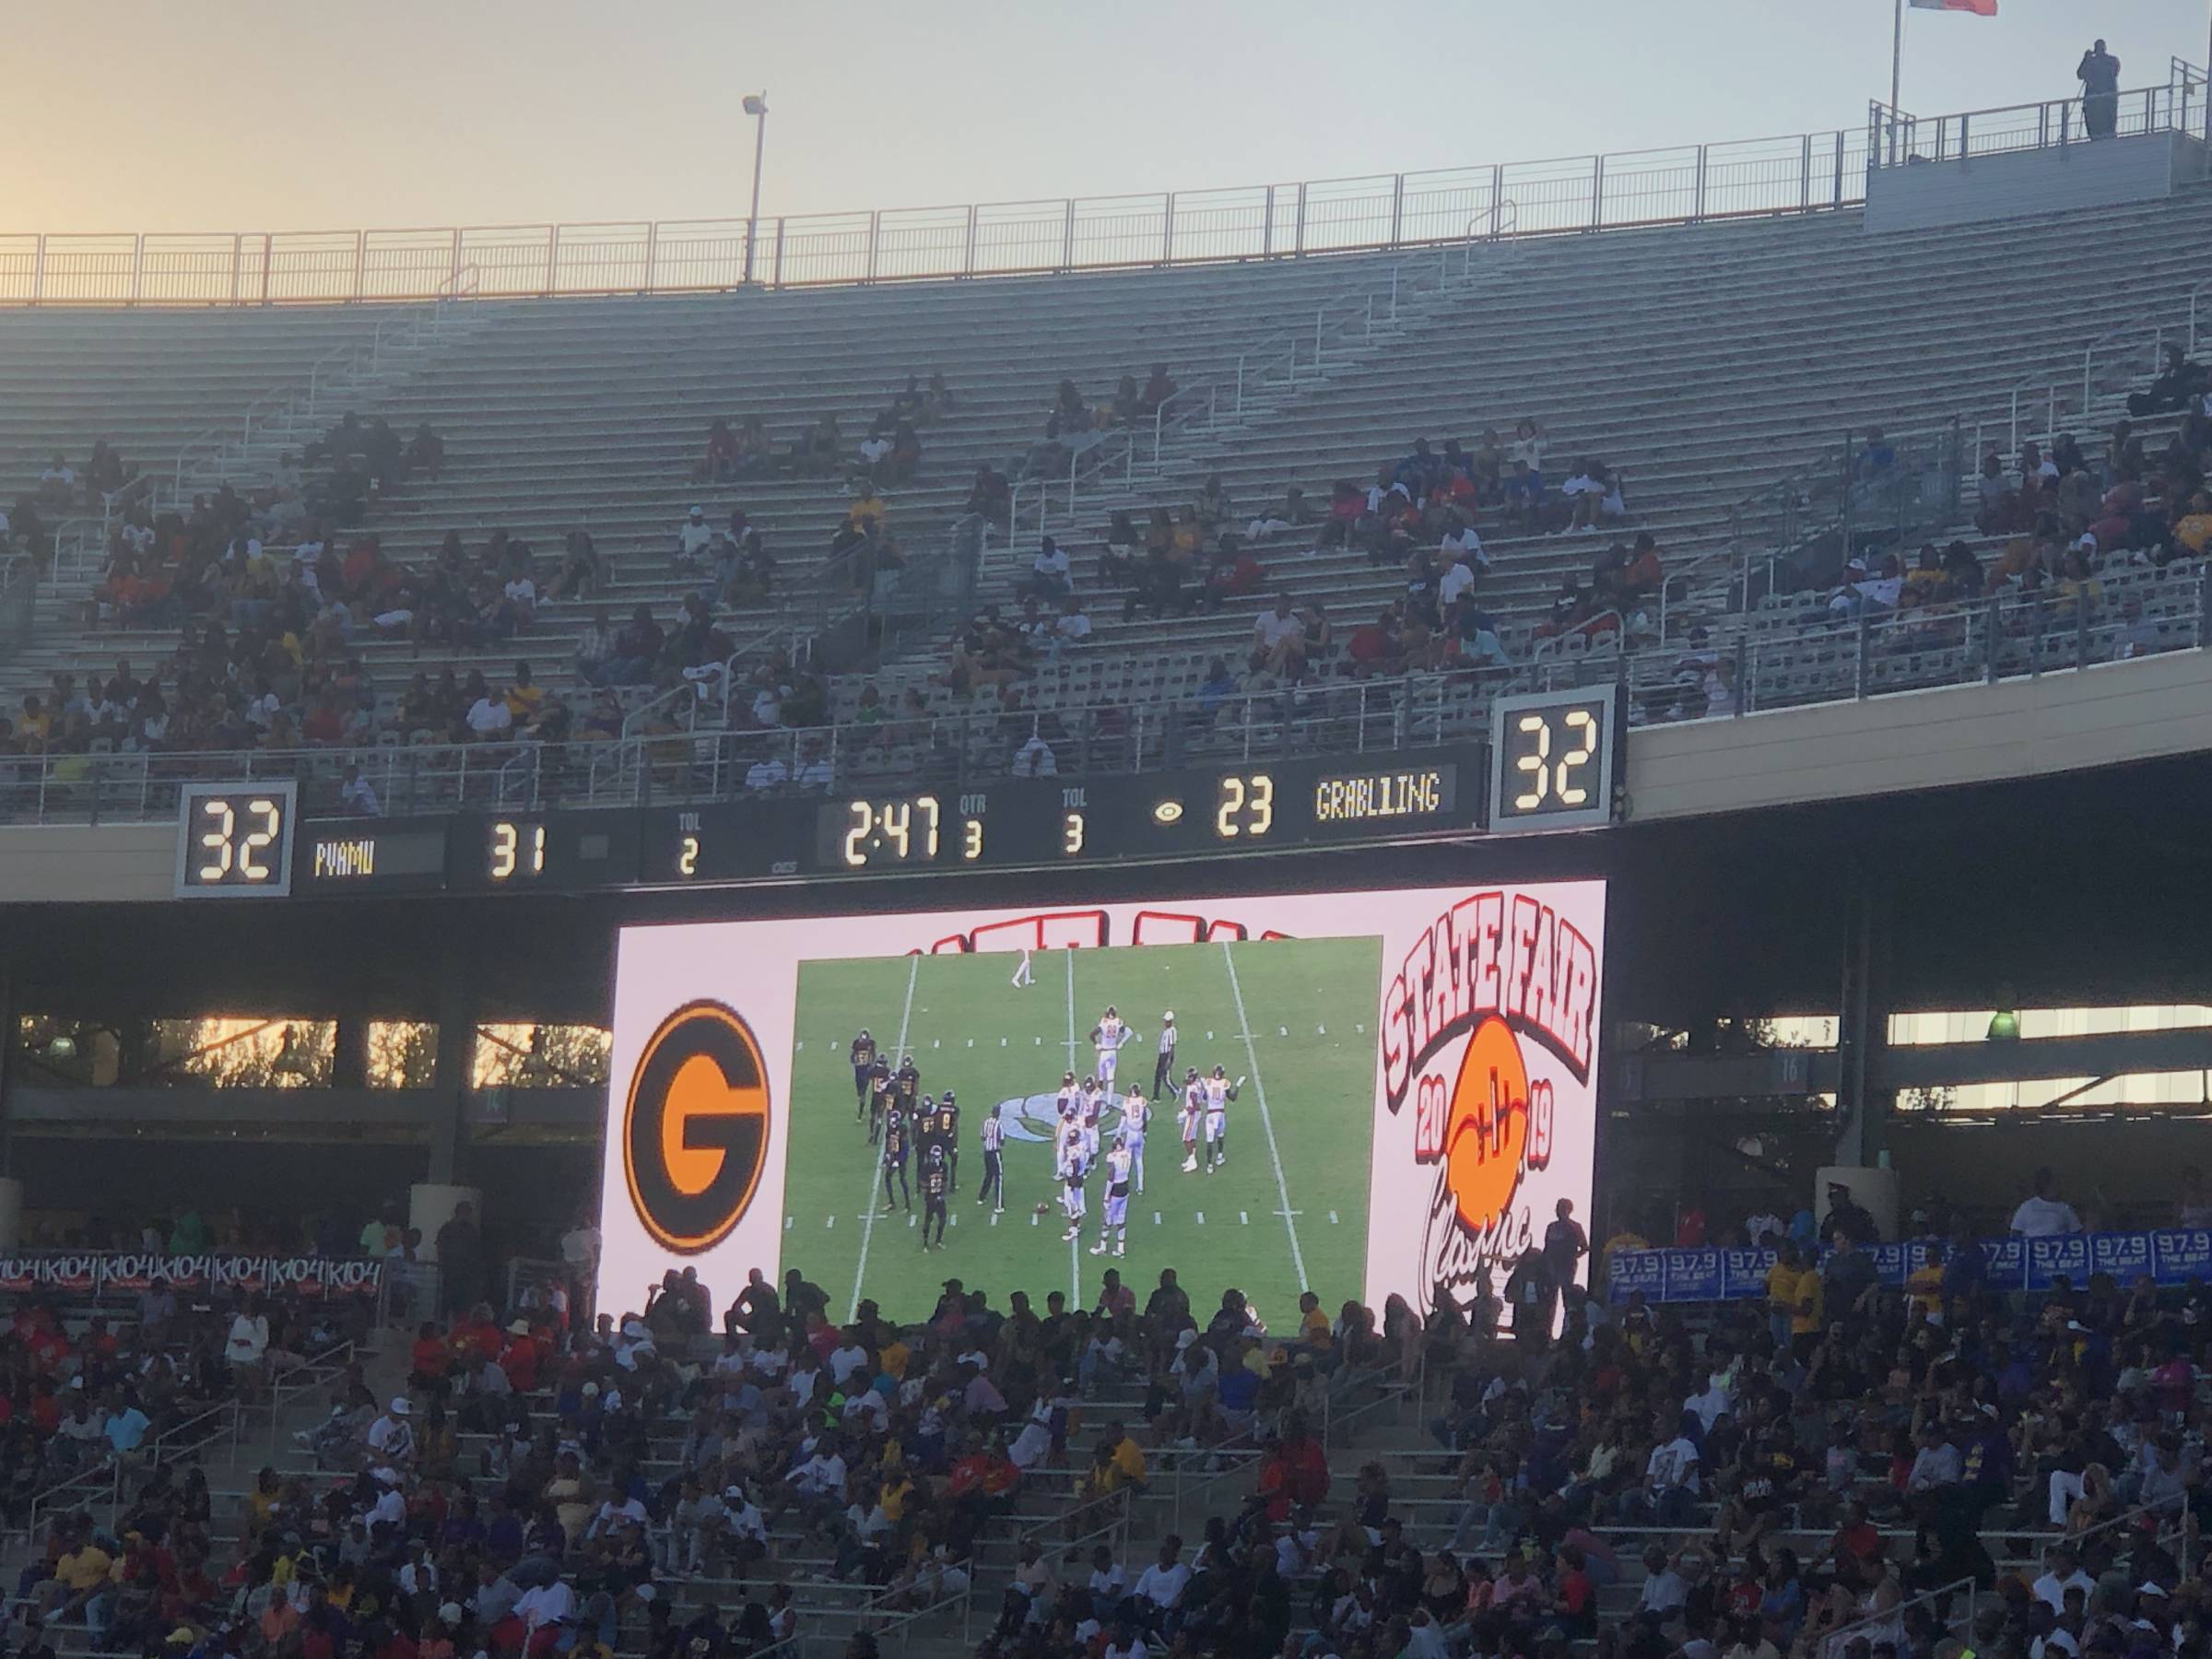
[0,1252,384,1298]
[1607,1230,2212,1304]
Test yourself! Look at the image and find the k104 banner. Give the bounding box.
[1606,1230,2212,1305]
[0,1252,385,1299]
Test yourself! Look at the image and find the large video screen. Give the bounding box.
[601,879,1606,1330]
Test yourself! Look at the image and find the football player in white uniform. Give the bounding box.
[1202,1064,1243,1173]
[1090,1006,1135,1088]
[1052,1071,1082,1199]
[1118,1087,1150,1194]
[1059,1134,1089,1241]
[1179,1067,1205,1173]
[1091,1141,1135,1257]
[1079,1075,1106,1161]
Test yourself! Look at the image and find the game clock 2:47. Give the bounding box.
[1487,686,1618,833]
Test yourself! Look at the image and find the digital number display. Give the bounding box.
[1215,773,1276,839]
[1488,688,1618,832]
[816,794,989,871]
[175,783,298,898]
[488,819,549,882]
[290,747,1491,899]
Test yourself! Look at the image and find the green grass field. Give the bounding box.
[780,937,1381,1327]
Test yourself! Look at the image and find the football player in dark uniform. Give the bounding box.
[879,1094,912,1214]
[919,1144,951,1250]
[866,1059,894,1146]
[849,1029,877,1118]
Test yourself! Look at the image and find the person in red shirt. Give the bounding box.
[498,1322,541,1394]
[1676,1205,1708,1248]
[409,1323,451,1394]
[1555,1545,1597,1639]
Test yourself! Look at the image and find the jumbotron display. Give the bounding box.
[599,879,1606,1326]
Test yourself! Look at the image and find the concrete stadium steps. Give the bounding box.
[0,310,407,501]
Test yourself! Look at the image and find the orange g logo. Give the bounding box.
[623,1002,771,1254]
[1441,1015,1530,1238]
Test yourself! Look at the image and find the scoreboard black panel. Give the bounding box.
[280,746,1518,898]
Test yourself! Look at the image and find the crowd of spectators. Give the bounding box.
[18,1150,2212,1659]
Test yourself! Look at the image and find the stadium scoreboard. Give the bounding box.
[177,693,1625,900]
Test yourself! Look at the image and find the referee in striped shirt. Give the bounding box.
[1152,1011,1178,1098]
[977,1109,1005,1213]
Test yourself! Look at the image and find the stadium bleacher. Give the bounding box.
[3,163,2212,820]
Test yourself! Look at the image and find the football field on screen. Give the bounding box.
[780,937,1381,1325]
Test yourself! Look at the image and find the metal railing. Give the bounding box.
[1869,78,2207,172]
[713,509,987,702]
[0,115,1892,307]
[2001,270,2212,457]
[171,268,480,500]
[263,1338,357,1456]
[9,559,2209,827]
[1810,1573,1975,1659]
[23,1396,243,1539]
[1721,420,1968,618]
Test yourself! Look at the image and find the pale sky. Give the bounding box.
[9,0,2211,235]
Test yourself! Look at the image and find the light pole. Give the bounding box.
[741,94,770,286]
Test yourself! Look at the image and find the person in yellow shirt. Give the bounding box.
[1082,1420,1147,1498]
[1296,1291,1333,1353]
[504,662,547,723]
[41,1536,113,1621]
[1761,1241,1825,1356]
[847,485,888,534]
[2173,494,2212,556]
[878,1468,913,1525]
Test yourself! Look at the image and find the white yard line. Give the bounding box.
[1221,941,1311,1294]
[1065,947,1080,1305]
[845,953,920,1323]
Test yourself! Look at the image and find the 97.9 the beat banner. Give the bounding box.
[603,879,1605,1324]
[0,1252,384,1298]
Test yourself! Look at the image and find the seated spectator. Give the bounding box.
[1194,474,1232,533]
[406,423,446,483]
[700,418,743,482]
[1138,364,1178,415]
[588,606,664,687]
[1099,512,1140,588]
[1023,537,1073,602]
[1053,596,1092,646]
[1052,379,1092,433]
[1249,594,1306,679]
[1245,487,1315,543]
[36,454,76,507]
[1122,547,1189,624]
[1501,459,1544,535]
[2129,343,2209,418]
[465,674,514,740]
[964,465,1011,532]
[1852,427,1897,482]
[1347,608,1405,679]
[675,506,715,570]
[1200,536,1265,613]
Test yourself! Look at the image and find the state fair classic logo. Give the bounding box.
[623,1001,772,1254]
[1380,892,1598,1314]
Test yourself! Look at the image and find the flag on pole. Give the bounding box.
[1910,0,1997,14]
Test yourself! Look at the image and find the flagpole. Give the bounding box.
[1890,0,1903,114]
[1889,0,1904,164]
